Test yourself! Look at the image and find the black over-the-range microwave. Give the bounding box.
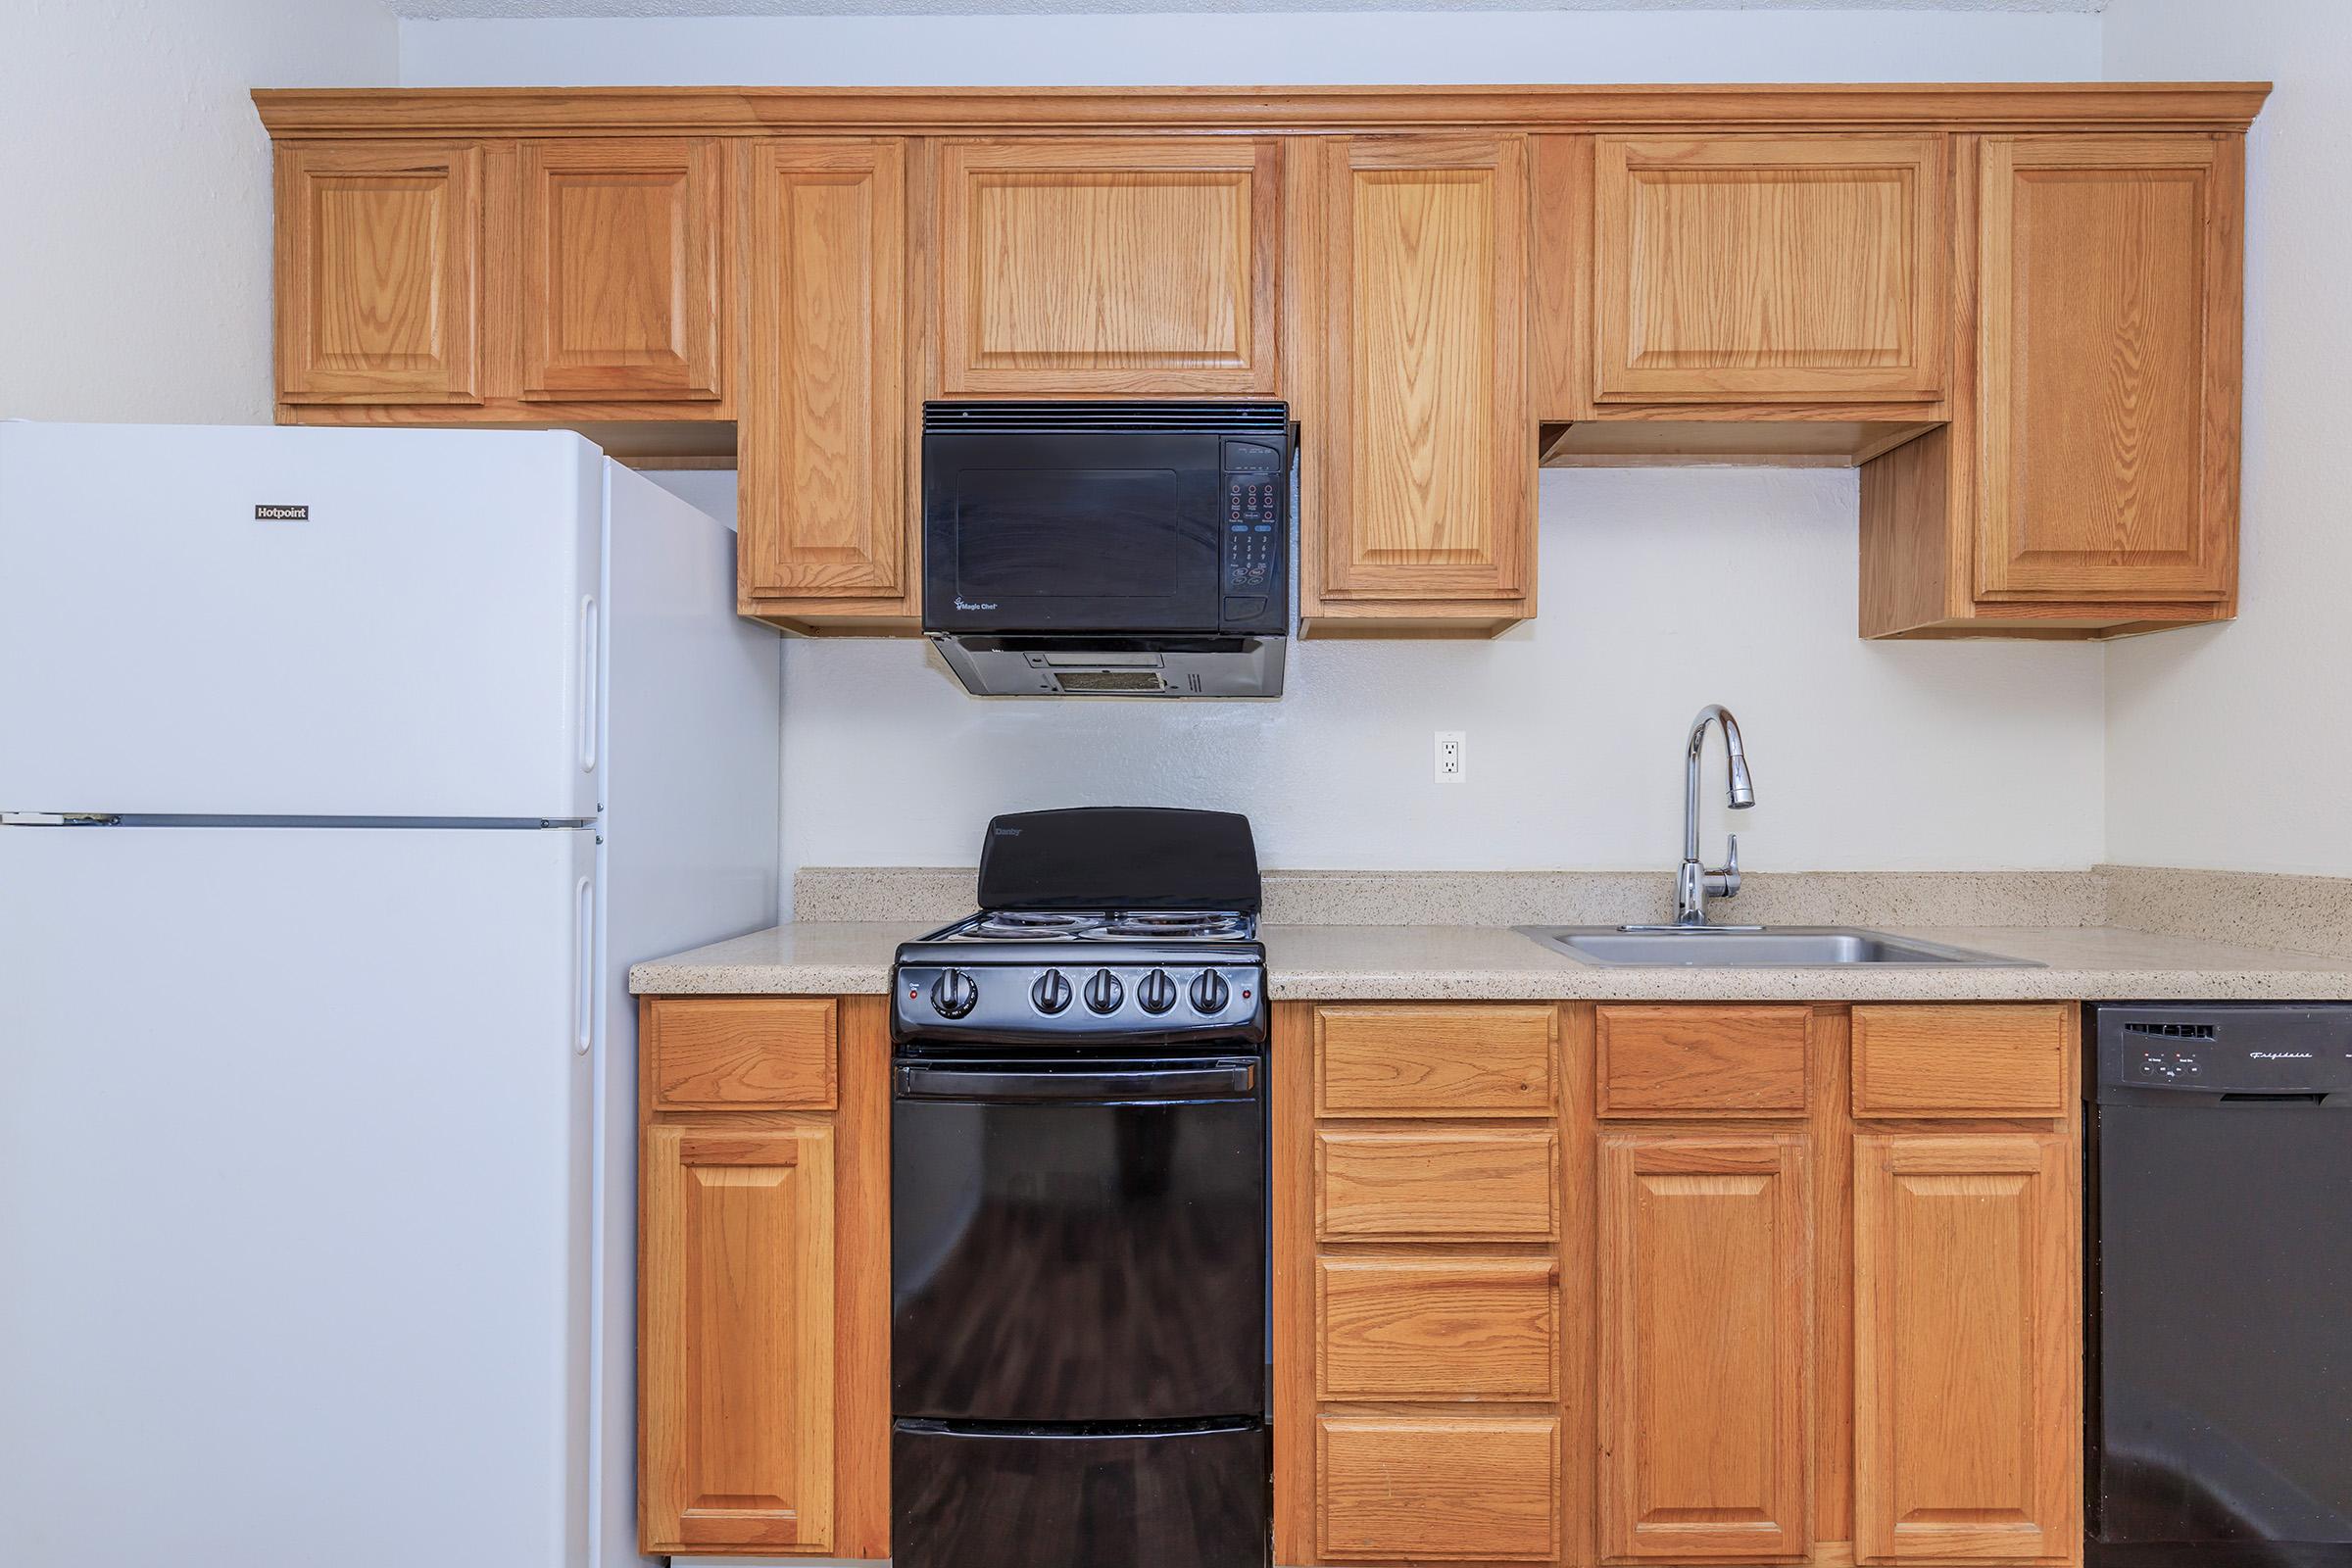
[921,401,1294,698]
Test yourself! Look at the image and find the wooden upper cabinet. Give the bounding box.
[1599,1133,1810,1561]
[1974,134,2238,605]
[275,142,482,405]
[1313,135,1534,629]
[738,138,909,621]
[515,138,726,403]
[1854,1133,2078,1564]
[1591,135,1945,405]
[640,1124,836,1554]
[934,137,1280,395]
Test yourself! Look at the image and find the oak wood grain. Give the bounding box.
[1592,135,1946,405]
[1317,1414,1562,1562]
[1974,134,2235,605]
[1597,1004,1814,1117]
[935,137,1279,395]
[516,137,726,402]
[1318,1255,1561,1400]
[738,138,908,603]
[1598,1133,1811,1560]
[1852,1132,2078,1564]
[639,1124,835,1554]
[1850,1004,2072,1119]
[252,82,2274,141]
[1318,135,1533,613]
[1316,1126,1560,1242]
[641,996,838,1112]
[1314,1002,1558,1117]
[274,141,482,405]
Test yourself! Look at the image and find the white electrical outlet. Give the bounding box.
[1435,731,1466,783]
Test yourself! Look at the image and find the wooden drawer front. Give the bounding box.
[1317,1415,1561,1562]
[1316,1128,1558,1242]
[1851,1004,2070,1118]
[1314,1004,1557,1117]
[1317,1257,1559,1400]
[644,997,838,1111]
[1598,1004,1812,1117]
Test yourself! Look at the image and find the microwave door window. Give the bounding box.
[952,467,1217,629]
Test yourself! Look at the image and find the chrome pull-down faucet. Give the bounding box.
[1673,704,1754,927]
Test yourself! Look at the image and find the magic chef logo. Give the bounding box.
[954,597,998,612]
[254,504,310,521]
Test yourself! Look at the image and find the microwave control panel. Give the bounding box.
[1220,437,1289,628]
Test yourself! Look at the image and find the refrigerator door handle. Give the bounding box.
[573,875,595,1056]
[576,595,601,776]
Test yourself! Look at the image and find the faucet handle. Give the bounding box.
[1706,834,1742,902]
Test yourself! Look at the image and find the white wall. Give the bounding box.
[576,9,2111,889]
[654,468,2106,881]
[400,8,2100,87]
[1,0,399,424]
[2101,0,2352,875]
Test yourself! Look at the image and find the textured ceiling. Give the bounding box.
[392,0,2107,19]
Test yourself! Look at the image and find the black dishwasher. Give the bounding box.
[2088,1004,2352,1568]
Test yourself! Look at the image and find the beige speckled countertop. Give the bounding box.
[629,921,2352,1002]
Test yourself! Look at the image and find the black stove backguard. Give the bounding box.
[976,807,1260,912]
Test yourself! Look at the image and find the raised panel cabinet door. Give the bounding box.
[641,1125,836,1554]
[1317,1415,1562,1562]
[1598,1133,1810,1560]
[741,139,907,599]
[1975,134,2239,604]
[936,137,1279,395]
[1592,135,1947,404]
[1853,1133,2078,1564]
[274,142,482,405]
[1320,135,1533,606]
[516,138,726,401]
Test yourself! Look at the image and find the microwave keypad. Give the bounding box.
[1225,477,1280,591]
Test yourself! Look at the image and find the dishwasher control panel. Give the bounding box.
[2096,1004,2352,1097]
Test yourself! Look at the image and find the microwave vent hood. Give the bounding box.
[928,634,1286,699]
[922,398,1293,699]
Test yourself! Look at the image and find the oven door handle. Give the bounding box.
[896,1059,1259,1102]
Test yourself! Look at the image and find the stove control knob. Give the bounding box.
[1190,970,1231,1014]
[1138,969,1178,1015]
[930,969,979,1019]
[1031,969,1073,1015]
[1084,969,1124,1014]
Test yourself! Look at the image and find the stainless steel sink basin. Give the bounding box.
[1515,925,2040,968]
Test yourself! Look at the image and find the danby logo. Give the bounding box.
[254,504,309,521]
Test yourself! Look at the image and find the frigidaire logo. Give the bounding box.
[2250,1052,2314,1060]
[254,504,310,521]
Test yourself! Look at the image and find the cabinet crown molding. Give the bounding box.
[253,80,2272,140]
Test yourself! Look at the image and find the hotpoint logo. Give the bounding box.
[253,504,310,521]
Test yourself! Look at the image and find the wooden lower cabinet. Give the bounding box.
[636,995,891,1558]
[1598,1132,1809,1560]
[640,1123,837,1552]
[1853,1132,2079,1564]
[1275,999,2082,1568]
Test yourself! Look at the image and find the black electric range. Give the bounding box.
[889,808,1271,1568]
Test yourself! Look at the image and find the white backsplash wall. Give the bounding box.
[647,468,2107,900]
[2100,0,2352,876]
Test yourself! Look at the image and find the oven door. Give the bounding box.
[923,429,1224,634]
[891,1053,1267,1424]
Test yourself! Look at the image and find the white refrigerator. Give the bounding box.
[0,423,781,1568]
